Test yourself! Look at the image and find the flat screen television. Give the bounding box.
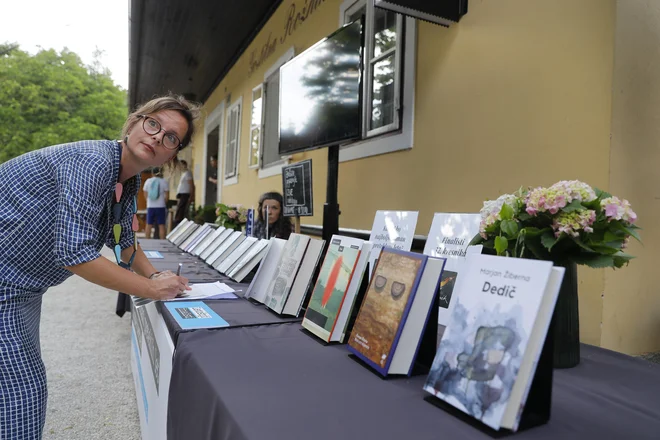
[278,17,364,155]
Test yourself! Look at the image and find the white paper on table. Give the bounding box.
[166,281,239,301]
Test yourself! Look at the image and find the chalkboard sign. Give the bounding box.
[282,159,313,217]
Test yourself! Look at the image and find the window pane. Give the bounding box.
[262,71,282,168]
[250,88,262,167]
[249,127,260,167]
[370,54,396,130]
[251,89,262,128]
[373,8,397,58]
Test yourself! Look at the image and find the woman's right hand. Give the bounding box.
[148,273,191,300]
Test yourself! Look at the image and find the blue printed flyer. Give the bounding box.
[143,250,164,259]
[163,301,230,330]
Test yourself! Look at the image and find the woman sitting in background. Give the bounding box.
[253,191,292,240]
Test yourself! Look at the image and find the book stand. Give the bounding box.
[347,286,440,379]
[424,314,556,436]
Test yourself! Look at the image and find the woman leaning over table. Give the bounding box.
[0,94,198,439]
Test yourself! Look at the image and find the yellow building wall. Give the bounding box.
[187,0,660,353]
[603,0,660,355]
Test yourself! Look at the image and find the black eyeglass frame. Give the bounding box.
[137,114,183,150]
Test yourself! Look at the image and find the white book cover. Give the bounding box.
[169,221,195,244]
[367,210,418,280]
[179,223,207,249]
[166,219,189,240]
[218,237,258,274]
[200,229,233,261]
[205,231,242,265]
[264,233,310,314]
[228,239,270,279]
[282,238,325,317]
[423,213,483,325]
[229,240,271,283]
[182,224,213,252]
[244,238,286,303]
[423,254,555,431]
[192,227,226,256]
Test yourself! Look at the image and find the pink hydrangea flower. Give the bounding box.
[601,197,637,224]
[552,210,596,238]
[525,180,596,216]
[479,193,520,237]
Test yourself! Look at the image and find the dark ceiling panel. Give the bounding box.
[129,0,283,109]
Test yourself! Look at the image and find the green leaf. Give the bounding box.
[524,236,551,259]
[518,212,532,221]
[572,254,615,268]
[603,231,621,242]
[500,219,519,238]
[468,233,484,246]
[612,222,642,243]
[520,227,544,237]
[499,203,514,221]
[595,188,612,199]
[589,244,620,255]
[572,237,595,252]
[541,231,559,251]
[494,236,509,256]
[561,200,584,213]
[612,252,635,268]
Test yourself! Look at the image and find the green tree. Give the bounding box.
[0,43,127,163]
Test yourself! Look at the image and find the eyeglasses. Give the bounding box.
[139,115,182,150]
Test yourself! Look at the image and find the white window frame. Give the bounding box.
[223,96,242,186]
[202,102,224,203]
[338,0,416,163]
[258,47,295,179]
[248,84,263,170]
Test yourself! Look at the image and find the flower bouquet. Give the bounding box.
[215,203,248,231]
[469,180,640,268]
[469,180,641,368]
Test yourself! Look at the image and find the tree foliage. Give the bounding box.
[0,43,127,163]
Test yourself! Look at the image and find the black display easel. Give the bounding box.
[322,145,340,243]
[424,316,556,436]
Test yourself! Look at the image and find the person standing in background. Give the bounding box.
[143,167,169,239]
[208,155,218,185]
[174,160,194,227]
[253,191,293,240]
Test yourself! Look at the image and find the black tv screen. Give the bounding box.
[278,18,364,155]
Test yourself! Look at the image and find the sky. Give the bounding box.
[0,0,129,89]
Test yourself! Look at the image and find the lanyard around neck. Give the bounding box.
[112,179,139,269]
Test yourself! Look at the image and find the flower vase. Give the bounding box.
[552,261,580,368]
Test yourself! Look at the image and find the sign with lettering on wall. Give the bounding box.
[282,159,313,217]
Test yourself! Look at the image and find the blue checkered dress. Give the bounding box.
[0,140,139,439]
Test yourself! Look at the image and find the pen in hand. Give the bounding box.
[175,263,187,298]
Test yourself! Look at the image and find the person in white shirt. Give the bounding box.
[142,167,169,239]
[174,160,194,227]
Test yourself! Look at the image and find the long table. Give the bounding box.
[166,322,660,440]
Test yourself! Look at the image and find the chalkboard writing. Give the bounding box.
[282,159,313,217]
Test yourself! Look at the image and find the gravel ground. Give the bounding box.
[40,247,140,440]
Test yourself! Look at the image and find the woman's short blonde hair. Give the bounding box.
[121,94,201,149]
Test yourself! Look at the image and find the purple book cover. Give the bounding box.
[347,247,427,376]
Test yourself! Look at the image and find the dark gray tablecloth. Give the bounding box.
[139,238,182,253]
[157,297,301,345]
[167,322,660,440]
